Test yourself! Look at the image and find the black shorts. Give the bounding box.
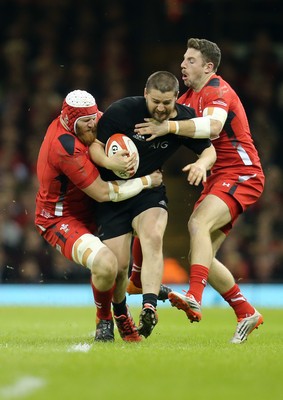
[94,185,168,240]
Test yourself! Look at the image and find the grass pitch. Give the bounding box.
[0,306,282,400]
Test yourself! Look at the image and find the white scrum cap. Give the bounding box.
[61,90,98,134]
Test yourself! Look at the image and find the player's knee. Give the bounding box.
[91,247,118,281]
[72,234,116,276]
[141,232,163,253]
[188,214,205,236]
[112,253,131,278]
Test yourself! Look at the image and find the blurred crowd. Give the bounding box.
[0,0,282,284]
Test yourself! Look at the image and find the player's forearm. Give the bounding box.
[89,142,107,167]
[108,170,162,202]
[82,175,151,203]
[168,118,221,139]
[197,145,217,170]
[83,171,162,203]
[89,141,130,172]
[108,176,152,202]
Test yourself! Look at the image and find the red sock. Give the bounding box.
[129,237,142,288]
[187,264,209,304]
[222,284,255,320]
[90,278,114,320]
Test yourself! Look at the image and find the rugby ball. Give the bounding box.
[105,133,139,179]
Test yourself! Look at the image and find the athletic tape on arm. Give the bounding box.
[108,176,152,202]
[192,107,227,138]
[191,117,211,138]
[203,107,227,125]
[168,120,179,134]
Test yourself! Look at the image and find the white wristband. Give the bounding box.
[175,121,179,134]
[144,175,152,188]
[168,120,180,134]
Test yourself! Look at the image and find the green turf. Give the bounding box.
[0,306,282,400]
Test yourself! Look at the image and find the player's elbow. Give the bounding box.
[210,119,223,139]
[94,195,107,203]
[82,181,110,202]
[93,187,110,202]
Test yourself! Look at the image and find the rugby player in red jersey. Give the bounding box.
[35,90,162,342]
[134,39,265,343]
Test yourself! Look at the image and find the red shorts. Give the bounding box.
[194,171,265,235]
[36,217,97,261]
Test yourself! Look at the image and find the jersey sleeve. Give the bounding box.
[61,152,100,189]
[202,85,230,112]
[54,134,100,189]
[179,136,212,155]
[97,102,126,144]
[175,103,211,154]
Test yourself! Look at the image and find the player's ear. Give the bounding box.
[144,88,147,97]
[205,62,214,73]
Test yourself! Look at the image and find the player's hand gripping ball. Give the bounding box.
[105,133,139,179]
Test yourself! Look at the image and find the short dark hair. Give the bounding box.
[187,38,221,71]
[145,71,179,96]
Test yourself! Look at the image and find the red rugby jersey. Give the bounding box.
[178,74,263,176]
[35,116,99,228]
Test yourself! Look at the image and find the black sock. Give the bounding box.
[112,297,127,317]
[142,293,157,309]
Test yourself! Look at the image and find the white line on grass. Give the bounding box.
[67,343,92,352]
[0,376,46,398]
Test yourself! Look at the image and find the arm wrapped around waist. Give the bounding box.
[108,175,152,202]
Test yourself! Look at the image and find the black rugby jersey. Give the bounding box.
[97,96,212,180]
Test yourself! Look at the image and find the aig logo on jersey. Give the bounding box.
[149,140,169,150]
[60,223,70,233]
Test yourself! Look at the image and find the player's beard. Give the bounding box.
[77,129,96,146]
[153,110,170,123]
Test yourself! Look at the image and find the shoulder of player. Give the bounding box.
[99,96,146,130]
[177,90,192,105]
[107,96,144,111]
[57,132,86,156]
[204,74,233,95]
[175,102,196,119]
